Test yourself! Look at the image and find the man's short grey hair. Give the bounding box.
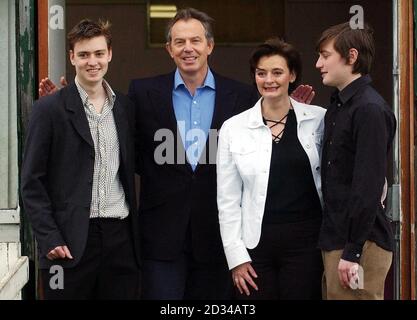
[166,8,215,43]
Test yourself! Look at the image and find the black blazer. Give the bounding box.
[128,71,259,263]
[21,82,140,269]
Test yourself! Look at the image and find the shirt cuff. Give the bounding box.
[341,242,365,263]
[224,242,252,270]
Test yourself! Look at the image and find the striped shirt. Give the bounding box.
[75,77,129,219]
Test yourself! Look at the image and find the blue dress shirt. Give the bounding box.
[172,68,216,171]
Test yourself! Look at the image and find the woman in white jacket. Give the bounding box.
[217,39,326,299]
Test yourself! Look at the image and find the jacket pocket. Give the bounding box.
[230,142,257,176]
[139,190,177,211]
[230,142,256,155]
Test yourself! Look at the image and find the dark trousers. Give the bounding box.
[41,218,140,300]
[141,227,233,300]
[240,217,323,300]
[141,255,232,300]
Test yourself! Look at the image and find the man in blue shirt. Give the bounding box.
[172,68,216,171]
[128,8,259,299]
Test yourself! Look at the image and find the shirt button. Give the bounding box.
[327,161,331,166]
[193,101,197,104]
[193,121,198,125]
[337,103,341,107]
[306,144,311,149]
[329,141,333,145]
[356,254,361,258]
[316,167,320,171]
[332,122,336,126]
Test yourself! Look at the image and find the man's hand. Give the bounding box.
[39,76,68,97]
[47,245,73,261]
[232,262,258,296]
[338,258,359,289]
[291,85,315,104]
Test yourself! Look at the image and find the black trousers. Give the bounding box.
[239,217,323,300]
[41,218,140,300]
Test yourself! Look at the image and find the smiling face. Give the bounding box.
[70,35,112,86]
[166,18,214,78]
[315,39,356,91]
[255,54,296,101]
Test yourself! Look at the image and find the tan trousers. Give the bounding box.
[322,241,392,300]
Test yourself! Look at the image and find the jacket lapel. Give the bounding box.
[113,97,128,166]
[150,73,193,174]
[64,83,94,148]
[194,73,238,173]
[210,73,238,131]
[149,73,178,136]
[291,97,318,132]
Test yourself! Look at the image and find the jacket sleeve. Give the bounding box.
[20,101,66,257]
[217,122,251,270]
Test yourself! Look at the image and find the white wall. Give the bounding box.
[0,0,29,300]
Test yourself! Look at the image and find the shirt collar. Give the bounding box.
[173,68,216,91]
[75,77,116,107]
[333,74,372,105]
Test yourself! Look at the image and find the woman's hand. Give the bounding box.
[232,262,258,296]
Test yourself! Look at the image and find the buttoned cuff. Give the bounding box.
[341,242,365,263]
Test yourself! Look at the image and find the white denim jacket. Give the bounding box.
[217,97,326,270]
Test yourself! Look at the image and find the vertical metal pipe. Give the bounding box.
[392,0,401,301]
[16,0,37,300]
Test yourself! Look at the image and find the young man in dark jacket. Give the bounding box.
[21,19,140,299]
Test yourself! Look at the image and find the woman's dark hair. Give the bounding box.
[249,38,302,94]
